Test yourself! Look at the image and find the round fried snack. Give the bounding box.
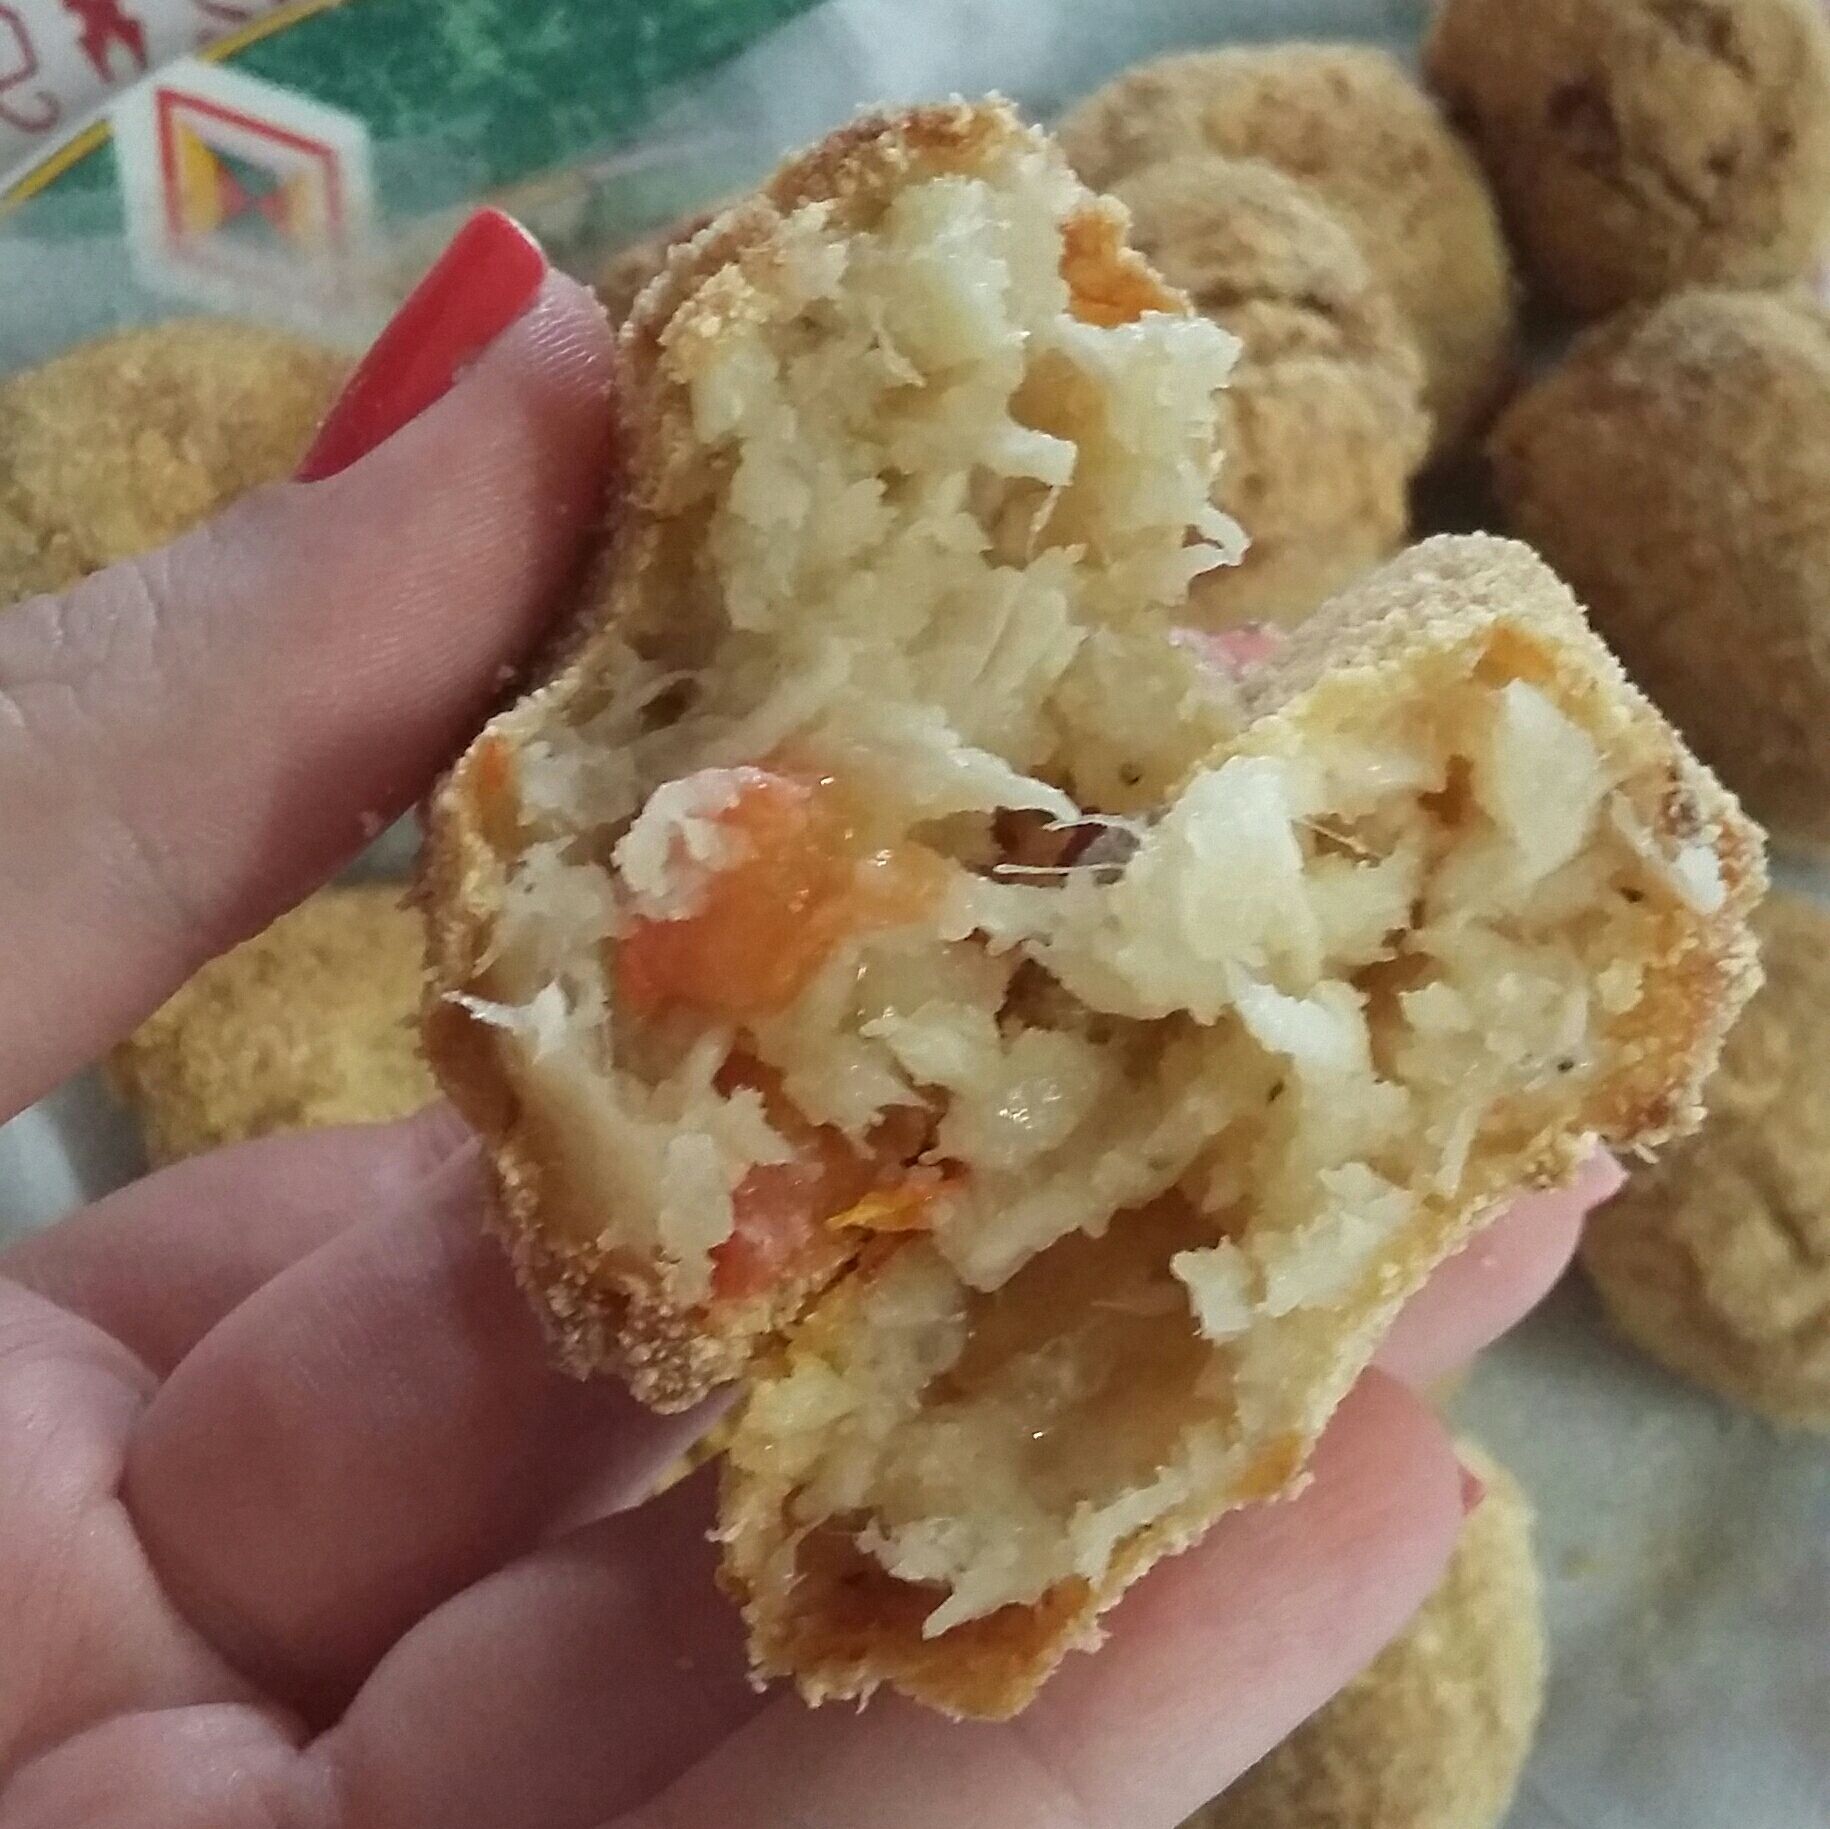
[0,318,344,606]
[1583,888,1830,1431]
[422,97,1759,1720]
[1058,43,1517,457]
[1489,287,1830,856]
[1110,154,1429,627]
[109,886,436,1165]
[1190,1443,1543,1829]
[1426,0,1830,318]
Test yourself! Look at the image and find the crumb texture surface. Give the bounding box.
[1427,0,1830,315]
[1059,42,1517,453]
[110,886,434,1164]
[1584,889,1830,1431]
[1490,286,1830,855]
[0,319,344,605]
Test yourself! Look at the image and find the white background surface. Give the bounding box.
[1,3,1825,1823]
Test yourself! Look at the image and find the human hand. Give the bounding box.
[0,213,1614,1829]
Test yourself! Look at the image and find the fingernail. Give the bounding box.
[1458,1459,1487,1516]
[297,209,548,482]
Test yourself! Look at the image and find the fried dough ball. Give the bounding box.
[1583,889,1830,1432]
[1188,1443,1544,1829]
[109,886,435,1166]
[1489,286,1830,854]
[1427,0,1830,317]
[1058,43,1517,455]
[0,318,344,606]
[1110,154,1429,626]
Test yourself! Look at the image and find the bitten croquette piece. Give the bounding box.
[109,887,435,1165]
[1058,43,1518,456]
[0,319,345,606]
[1427,0,1830,318]
[595,208,721,324]
[1189,1443,1544,1829]
[1111,154,1429,626]
[1489,286,1830,855]
[423,98,1760,1718]
[1583,889,1830,1432]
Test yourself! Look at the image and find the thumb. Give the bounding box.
[0,214,616,1118]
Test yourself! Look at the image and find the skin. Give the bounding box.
[0,266,1605,1829]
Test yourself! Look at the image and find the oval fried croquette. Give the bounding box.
[1058,43,1518,456]
[1583,888,1830,1431]
[1489,286,1830,855]
[1427,0,1830,316]
[1109,153,1429,626]
[108,886,436,1165]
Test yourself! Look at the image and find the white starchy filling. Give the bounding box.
[455,145,1721,1631]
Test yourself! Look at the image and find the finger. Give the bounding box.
[0,1278,258,1772]
[312,1473,764,1829]
[0,1106,468,1377]
[0,1703,303,1829]
[120,1143,716,1721]
[611,1375,1460,1829]
[1375,1152,1622,1388]
[0,251,615,1117]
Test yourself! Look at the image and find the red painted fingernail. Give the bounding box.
[1458,1460,1487,1516]
[297,209,547,482]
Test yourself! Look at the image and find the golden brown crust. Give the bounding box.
[0,318,344,607]
[1107,153,1429,627]
[593,208,720,324]
[1191,1443,1543,1829]
[1057,43,1517,456]
[1426,0,1830,317]
[109,886,435,1164]
[1583,888,1830,1431]
[1489,287,1830,857]
[716,534,1763,1719]
[421,98,1183,1411]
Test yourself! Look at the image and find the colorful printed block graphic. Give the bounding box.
[113,52,371,324]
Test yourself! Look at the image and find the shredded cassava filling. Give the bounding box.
[455,144,1726,1632]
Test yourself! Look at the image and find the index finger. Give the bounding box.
[0,251,614,1118]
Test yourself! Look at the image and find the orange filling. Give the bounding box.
[617,767,947,1022]
[710,1066,937,1304]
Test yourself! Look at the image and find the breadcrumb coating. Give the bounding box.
[0,318,344,606]
[1110,154,1428,626]
[109,886,435,1165]
[1427,0,1830,317]
[1489,286,1830,856]
[1058,43,1517,456]
[1583,889,1830,1431]
[1190,1443,1543,1829]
